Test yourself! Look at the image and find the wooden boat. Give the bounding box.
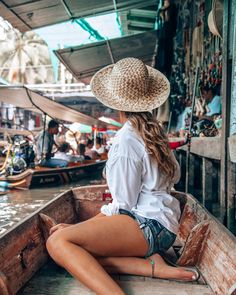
[0,185,235,295]
[0,160,106,189]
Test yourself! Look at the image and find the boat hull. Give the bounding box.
[0,185,235,295]
[0,160,106,189]
[30,160,106,188]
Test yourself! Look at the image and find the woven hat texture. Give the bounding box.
[90,58,170,112]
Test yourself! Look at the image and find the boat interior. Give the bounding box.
[0,184,235,295]
[18,260,213,295]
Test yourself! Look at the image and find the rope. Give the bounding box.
[75,19,105,41]
[106,39,115,64]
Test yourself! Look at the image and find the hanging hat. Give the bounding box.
[207,0,223,38]
[90,58,170,112]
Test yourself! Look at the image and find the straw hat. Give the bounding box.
[90,58,170,112]
[65,123,81,142]
[207,0,223,38]
[65,130,81,141]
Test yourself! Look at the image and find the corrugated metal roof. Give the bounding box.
[0,0,157,32]
[54,30,157,82]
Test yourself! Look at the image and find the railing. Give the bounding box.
[175,137,236,235]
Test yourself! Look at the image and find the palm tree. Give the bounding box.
[0,18,54,84]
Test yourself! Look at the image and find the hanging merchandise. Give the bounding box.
[200,35,222,91]
[207,0,223,38]
[192,25,204,66]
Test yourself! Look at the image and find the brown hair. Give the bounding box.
[124,111,176,182]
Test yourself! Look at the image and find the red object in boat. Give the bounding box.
[102,190,112,202]
[169,139,187,149]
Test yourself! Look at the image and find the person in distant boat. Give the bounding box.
[54,142,84,163]
[36,120,68,168]
[84,139,99,160]
[92,137,106,155]
[46,58,199,295]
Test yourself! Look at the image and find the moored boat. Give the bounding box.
[0,185,235,295]
[0,160,106,189]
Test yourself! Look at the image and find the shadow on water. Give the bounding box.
[0,175,104,237]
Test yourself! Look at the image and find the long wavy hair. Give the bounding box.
[124,111,176,182]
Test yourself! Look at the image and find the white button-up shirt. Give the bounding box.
[101,121,181,234]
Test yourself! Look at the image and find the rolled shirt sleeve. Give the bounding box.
[101,156,142,216]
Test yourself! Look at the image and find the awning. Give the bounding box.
[55,30,157,82]
[99,116,122,127]
[0,0,156,32]
[0,86,107,127]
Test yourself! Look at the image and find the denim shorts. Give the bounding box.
[119,209,176,257]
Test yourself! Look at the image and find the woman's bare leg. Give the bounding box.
[98,254,198,281]
[46,215,149,295]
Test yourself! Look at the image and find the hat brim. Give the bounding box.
[207,0,223,38]
[90,64,170,112]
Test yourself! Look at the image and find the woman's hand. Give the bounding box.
[49,223,72,235]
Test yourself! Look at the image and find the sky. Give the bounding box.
[34,13,122,81]
[34,13,122,50]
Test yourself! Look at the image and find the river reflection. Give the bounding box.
[0,176,103,236]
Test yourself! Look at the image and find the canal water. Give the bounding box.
[0,175,103,237]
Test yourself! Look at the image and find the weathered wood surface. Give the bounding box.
[202,158,213,206]
[18,261,214,295]
[177,137,221,160]
[73,185,109,221]
[177,221,210,266]
[1,185,236,295]
[39,214,57,241]
[227,161,236,233]
[191,138,221,160]
[228,135,236,163]
[73,187,236,295]
[173,192,236,295]
[0,190,77,295]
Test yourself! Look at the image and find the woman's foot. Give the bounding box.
[148,254,199,281]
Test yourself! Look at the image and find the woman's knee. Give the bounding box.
[46,230,67,258]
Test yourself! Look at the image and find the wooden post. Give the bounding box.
[202,158,213,210]
[185,149,189,193]
[227,162,236,233]
[212,160,220,203]
[220,0,231,224]
[186,67,200,193]
[188,153,195,194]
[227,0,236,233]
[229,0,236,136]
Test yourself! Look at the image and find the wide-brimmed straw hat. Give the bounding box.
[65,123,81,142]
[90,58,170,112]
[207,0,223,38]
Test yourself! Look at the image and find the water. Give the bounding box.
[0,176,103,237]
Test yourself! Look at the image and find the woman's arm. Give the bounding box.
[101,156,142,216]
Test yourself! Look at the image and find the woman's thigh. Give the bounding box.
[51,215,149,257]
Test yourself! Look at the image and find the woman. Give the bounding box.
[46,58,199,295]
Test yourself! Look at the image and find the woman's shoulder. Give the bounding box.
[112,123,145,159]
